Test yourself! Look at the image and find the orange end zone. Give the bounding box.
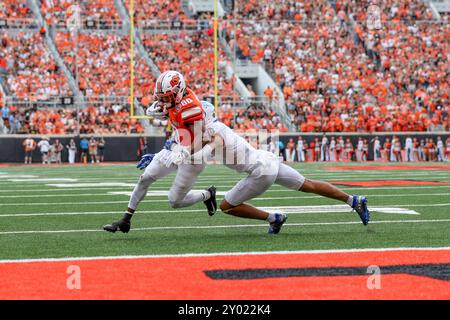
[0,249,449,300]
[326,165,450,171]
[330,180,450,187]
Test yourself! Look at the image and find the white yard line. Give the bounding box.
[1,192,449,206]
[1,185,450,194]
[0,209,205,217]
[1,246,450,264]
[252,193,450,201]
[0,172,448,184]
[0,204,432,217]
[0,219,449,235]
[6,178,79,182]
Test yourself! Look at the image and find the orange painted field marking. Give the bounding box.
[0,249,449,300]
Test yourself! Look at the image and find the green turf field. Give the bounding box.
[0,162,449,260]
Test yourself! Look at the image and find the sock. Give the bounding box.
[266,213,277,223]
[202,190,211,201]
[347,195,354,207]
[123,212,133,222]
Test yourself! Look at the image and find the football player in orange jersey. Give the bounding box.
[103,71,216,233]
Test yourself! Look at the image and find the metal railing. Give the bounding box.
[136,19,211,31]
[0,18,38,29]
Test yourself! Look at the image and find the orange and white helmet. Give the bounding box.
[153,70,186,108]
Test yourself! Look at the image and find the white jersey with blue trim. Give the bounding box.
[204,121,279,175]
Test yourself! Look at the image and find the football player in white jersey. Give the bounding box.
[103,72,217,233]
[192,104,370,234]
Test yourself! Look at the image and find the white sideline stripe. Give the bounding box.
[1,246,450,264]
[1,193,450,206]
[0,204,426,218]
[0,219,449,236]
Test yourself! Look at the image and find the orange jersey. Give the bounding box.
[168,88,204,145]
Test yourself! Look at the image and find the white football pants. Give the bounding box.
[128,149,207,210]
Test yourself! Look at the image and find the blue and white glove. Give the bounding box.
[164,139,177,151]
[137,153,155,170]
[163,144,190,168]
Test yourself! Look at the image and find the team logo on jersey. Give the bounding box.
[170,75,181,88]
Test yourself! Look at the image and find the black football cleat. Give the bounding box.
[103,213,132,233]
[204,186,217,216]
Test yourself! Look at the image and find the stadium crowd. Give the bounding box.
[55,31,154,98]
[222,0,448,133]
[0,32,72,101]
[219,104,289,132]
[142,30,237,100]
[0,0,33,20]
[0,104,144,135]
[39,0,121,26]
[0,0,448,135]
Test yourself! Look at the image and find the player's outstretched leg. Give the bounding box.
[103,154,176,233]
[219,172,287,234]
[220,201,288,235]
[275,164,370,225]
[300,179,370,225]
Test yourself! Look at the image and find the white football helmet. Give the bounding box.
[201,100,217,125]
[153,70,186,109]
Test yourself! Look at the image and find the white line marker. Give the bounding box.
[1,247,450,264]
[47,182,135,188]
[0,204,426,218]
[0,175,37,179]
[253,193,450,201]
[258,205,420,215]
[0,219,448,235]
[1,193,449,206]
[8,178,79,182]
[108,190,228,197]
[1,185,450,194]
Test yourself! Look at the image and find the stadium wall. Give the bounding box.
[0,133,448,163]
[277,132,450,162]
[0,135,166,163]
